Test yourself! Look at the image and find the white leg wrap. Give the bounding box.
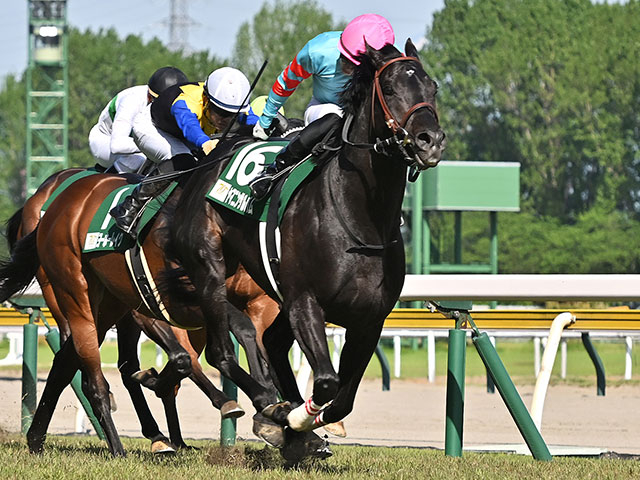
[287,397,324,431]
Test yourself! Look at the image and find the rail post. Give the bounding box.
[220,333,239,446]
[20,309,38,434]
[439,301,473,457]
[472,330,552,461]
[581,332,606,396]
[445,326,466,457]
[374,342,391,391]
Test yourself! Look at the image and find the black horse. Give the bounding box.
[165,39,445,431]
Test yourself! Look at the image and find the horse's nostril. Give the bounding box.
[417,132,432,146]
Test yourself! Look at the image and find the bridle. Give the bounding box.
[342,55,439,179]
[372,56,438,134]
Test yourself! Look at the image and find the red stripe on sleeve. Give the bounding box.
[290,57,311,79]
[272,80,296,97]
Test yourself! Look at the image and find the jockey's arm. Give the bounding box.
[171,99,210,148]
[259,42,313,129]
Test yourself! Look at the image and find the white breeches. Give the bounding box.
[132,104,191,164]
[304,97,344,125]
[88,124,147,173]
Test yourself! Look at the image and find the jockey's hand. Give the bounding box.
[202,139,219,156]
[253,122,271,140]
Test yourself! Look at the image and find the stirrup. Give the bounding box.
[249,174,275,200]
[110,200,152,240]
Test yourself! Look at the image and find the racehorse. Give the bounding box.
[163,40,445,431]
[2,169,282,455]
[0,39,442,456]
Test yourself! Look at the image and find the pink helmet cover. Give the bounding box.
[338,14,395,65]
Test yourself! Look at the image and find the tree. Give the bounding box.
[232,0,340,119]
[0,75,27,223]
[422,0,640,221]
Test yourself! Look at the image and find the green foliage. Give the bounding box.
[232,0,340,119]
[0,75,27,232]
[422,0,640,222]
[425,208,640,273]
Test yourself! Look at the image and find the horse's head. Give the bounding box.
[360,40,446,169]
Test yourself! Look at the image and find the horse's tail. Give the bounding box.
[0,227,40,302]
[4,207,24,253]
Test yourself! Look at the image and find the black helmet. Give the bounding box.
[147,66,188,98]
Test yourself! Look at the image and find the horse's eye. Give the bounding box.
[382,84,394,95]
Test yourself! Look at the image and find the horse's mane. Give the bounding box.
[340,44,401,116]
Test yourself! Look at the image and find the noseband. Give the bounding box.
[342,55,439,177]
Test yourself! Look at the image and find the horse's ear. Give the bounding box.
[405,38,420,59]
[365,41,386,69]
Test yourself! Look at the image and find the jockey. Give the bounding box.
[110,67,257,237]
[249,14,395,199]
[88,66,188,173]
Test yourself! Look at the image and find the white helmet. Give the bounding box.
[204,67,251,113]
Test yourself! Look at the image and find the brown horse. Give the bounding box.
[4,168,282,454]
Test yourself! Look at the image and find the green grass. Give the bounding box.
[1,335,639,389]
[0,433,637,479]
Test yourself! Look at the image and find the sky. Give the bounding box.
[0,0,445,83]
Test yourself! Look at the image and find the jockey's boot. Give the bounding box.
[110,179,169,239]
[249,113,342,200]
[110,154,195,238]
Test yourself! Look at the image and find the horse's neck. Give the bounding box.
[331,108,407,238]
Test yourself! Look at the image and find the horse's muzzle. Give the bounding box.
[413,128,446,169]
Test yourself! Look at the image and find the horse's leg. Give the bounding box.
[280,295,339,431]
[115,313,175,453]
[49,272,127,456]
[129,316,192,399]
[26,335,82,453]
[127,312,197,450]
[261,311,302,406]
[180,328,245,419]
[197,282,284,446]
[228,307,278,401]
[261,311,335,462]
[314,321,385,426]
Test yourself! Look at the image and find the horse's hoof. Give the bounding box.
[323,421,347,438]
[131,368,159,390]
[151,438,177,455]
[26,432,44,455]
[261,401,292,425]
[252,412,285,448]
[281,429,333,464]
[220,400,245,419]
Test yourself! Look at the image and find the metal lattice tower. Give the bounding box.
[167,0,194,52]
[26,0,69,196]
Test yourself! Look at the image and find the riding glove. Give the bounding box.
[202,138,219,155]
